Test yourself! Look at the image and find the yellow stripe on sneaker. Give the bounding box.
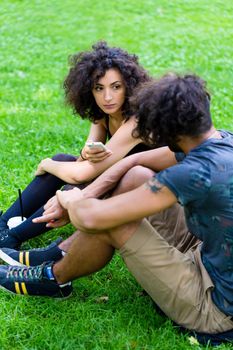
[25,252,30,266]
[21,283,28,295]
[15,282,21,294]
[19,252,24,265]
[14,282,28,295]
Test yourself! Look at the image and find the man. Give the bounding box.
[0,74,232,344]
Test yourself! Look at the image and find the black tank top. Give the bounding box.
[105,116,157,156]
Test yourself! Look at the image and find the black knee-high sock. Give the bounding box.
[1,153,77,227]
[1,174,65,225]
[11,207,52,242]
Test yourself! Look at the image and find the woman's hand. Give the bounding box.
[35,158,51,176]
[32,195,70,228]
[81,142,112,163]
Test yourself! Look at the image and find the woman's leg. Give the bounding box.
[1,154,77,225]
[0,154,77,247]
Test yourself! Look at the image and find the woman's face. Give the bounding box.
[92,68,126,117]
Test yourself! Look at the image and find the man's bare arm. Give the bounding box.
[63,176,177,233]
[81,146,176,199]
[33,147,176,226]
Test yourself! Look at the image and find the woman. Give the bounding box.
[0,41,152,252]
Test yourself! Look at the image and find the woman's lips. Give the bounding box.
[103,104,117,109]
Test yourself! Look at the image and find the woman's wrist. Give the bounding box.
[42,158,54,172]
[80,148,87,161]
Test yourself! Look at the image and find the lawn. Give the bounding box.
[0,1,233,349]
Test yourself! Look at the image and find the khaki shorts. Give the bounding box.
[119,218,233,333]
[147,203,199,253]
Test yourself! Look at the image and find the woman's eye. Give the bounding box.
[113,85,121,90]
[94,86,103,91]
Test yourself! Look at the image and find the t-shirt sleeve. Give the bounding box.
[175,152,186,162]
[157,163,211,206]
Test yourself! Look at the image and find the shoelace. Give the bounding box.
[6,264,44,282]
[0,229,9,241]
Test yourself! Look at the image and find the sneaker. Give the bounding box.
[0,229,21,249]
[0,262,72,299]
[0,211,8,230]
[0,238,64,266]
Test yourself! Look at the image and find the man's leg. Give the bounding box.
[54,166,154,280]
[117,219,233,334]
[53,221,140,284]
[0,166,154,265]
[54,230,115,282]
[52,217,232,334]
[59,165,155,251]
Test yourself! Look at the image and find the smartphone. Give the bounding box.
[86,141,107,151]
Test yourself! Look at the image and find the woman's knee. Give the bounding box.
[52,153,77,162]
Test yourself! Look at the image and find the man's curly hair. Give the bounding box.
[63,41,151,122]
[132,73,212,146]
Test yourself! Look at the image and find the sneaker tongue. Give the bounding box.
[42,263,71,287]
[43,265,55,280]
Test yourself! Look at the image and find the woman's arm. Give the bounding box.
[36,120,109,174]
[81,146,177,198]
[35,117,144,184]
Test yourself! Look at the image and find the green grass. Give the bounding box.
[0,1,233,349]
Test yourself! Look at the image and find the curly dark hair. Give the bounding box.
[132,73,212,146]
[63,41,151,122]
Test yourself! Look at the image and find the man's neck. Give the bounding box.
[178,127,222,154]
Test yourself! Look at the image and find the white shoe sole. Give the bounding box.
[0,284,73,299]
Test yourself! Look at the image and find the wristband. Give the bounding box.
[80,149,87,160]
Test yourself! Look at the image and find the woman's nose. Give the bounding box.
[104,89,113,102]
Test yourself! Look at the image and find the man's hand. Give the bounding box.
[56,187,84,210]
[32,195,70,228]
